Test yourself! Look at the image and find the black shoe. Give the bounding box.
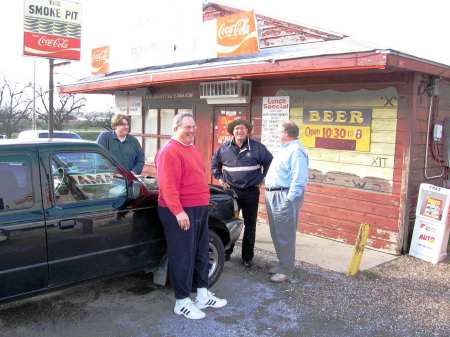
[225,253,231,262]
[242,260,252,268]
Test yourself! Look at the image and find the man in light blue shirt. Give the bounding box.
[265,121,309,282]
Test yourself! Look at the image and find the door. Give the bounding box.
[212,106,249,184]
[42,149,156,286]
[0,150,48,300]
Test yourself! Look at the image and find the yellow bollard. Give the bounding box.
[347,223,371,276]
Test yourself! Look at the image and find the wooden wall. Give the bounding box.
[404,76,450,251]
[251,73,411,254]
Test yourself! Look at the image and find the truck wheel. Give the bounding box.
[208,230,225,287]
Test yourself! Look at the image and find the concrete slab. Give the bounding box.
[253,220,398,273]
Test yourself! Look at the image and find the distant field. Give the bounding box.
[76,130,102,141]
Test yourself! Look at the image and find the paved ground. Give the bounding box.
[0,245,448,337]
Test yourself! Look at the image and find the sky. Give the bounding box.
[1,0,449,111]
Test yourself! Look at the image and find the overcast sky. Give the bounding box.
[1,0,448,110]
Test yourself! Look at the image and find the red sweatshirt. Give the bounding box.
[156,139,210,215]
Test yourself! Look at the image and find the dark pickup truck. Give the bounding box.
[0,139,242,303]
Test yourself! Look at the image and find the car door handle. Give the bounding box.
[59,219,76,229]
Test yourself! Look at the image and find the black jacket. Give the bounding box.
[211,138,273,189]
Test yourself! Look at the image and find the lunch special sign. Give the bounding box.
[23,0,82,60]
[302,108,373,152]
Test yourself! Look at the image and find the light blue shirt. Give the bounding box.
[265,139,309,202]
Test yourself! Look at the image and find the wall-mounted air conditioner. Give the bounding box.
[200,80,252,104]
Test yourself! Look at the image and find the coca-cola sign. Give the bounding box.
[23,0,82,60]
[91,46,110,75]
[216,10,259,58]
[38,36,70,49]
[24,32,80,60]
[218,18,251,40]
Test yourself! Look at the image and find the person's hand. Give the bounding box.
[219,179,230,189]
[176,211,190,231]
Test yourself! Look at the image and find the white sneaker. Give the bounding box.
[270,273,289,283]
[195,290,227,309]
[174,298,206,320]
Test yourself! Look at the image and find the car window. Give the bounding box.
[0,155,33,211]
[51,152,127,204]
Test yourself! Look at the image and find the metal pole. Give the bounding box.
[48,58,54,137]
[32,59,36,130]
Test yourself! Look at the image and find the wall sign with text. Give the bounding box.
[302,108,372,151]
[23,0,82,60]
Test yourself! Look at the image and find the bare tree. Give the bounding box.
[0,78,32,137]
[36,86,86,130]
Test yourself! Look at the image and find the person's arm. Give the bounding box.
[96,131,109,149]
[132,140,145,175]
[156,148,183,216]
[260,144,273,177]
[286,148,309,202]
[211,148,224,180]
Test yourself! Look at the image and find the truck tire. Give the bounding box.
[208,229,225,287]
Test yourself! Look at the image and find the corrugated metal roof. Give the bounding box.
[69,37,389,86]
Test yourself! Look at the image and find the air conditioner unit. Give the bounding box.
[200,80,252,104]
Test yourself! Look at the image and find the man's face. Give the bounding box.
[279,126,289,143]
[115,118,129,138]
[174,116,196,144]
[233,124,249,143]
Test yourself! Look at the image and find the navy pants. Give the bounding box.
[158,206,209,299]
[227,186,260,262]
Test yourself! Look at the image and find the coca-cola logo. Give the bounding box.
[93,51,107,62]
[38,36,69,49]
[218,17,251,40]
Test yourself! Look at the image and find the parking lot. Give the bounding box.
[0,246,449,337]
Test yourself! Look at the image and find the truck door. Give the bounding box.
[41,149,155,286]
[0,150,48,300]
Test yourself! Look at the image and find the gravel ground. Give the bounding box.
[247,244,450,337]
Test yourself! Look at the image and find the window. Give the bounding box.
[0,155,33,211]
[51,152,127,204]
[131,107,192,163]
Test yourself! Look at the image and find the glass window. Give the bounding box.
[142,108,192,163]
[51,152,127,204]
[0,156,33,211]
[130,114,142,133]
[145,109,158,134]
[160,109,176,135]
[145,138,158,163]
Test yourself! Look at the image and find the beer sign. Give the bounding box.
[216,10,259,57]
[23,0,82,60]
[302,108,372,151]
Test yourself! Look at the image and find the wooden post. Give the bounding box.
[347,223,371,276]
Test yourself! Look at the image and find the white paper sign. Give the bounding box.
[261,96,290,154]
[114,95,142,115]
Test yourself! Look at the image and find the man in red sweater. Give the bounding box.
[156,112,227,320]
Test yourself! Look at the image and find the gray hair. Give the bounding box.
[281,120,299,138]
[172,112,194,130]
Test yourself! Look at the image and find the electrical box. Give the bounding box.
[433,124,443,141]
[443,119,450,167]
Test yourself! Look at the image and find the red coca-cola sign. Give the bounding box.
[24,32,80,60]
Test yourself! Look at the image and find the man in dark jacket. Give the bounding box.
[211,119,273,267]
[96,113,145,175]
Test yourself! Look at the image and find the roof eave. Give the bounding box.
[59,51,390,94]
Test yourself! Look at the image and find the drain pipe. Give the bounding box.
[424,78,443,180]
